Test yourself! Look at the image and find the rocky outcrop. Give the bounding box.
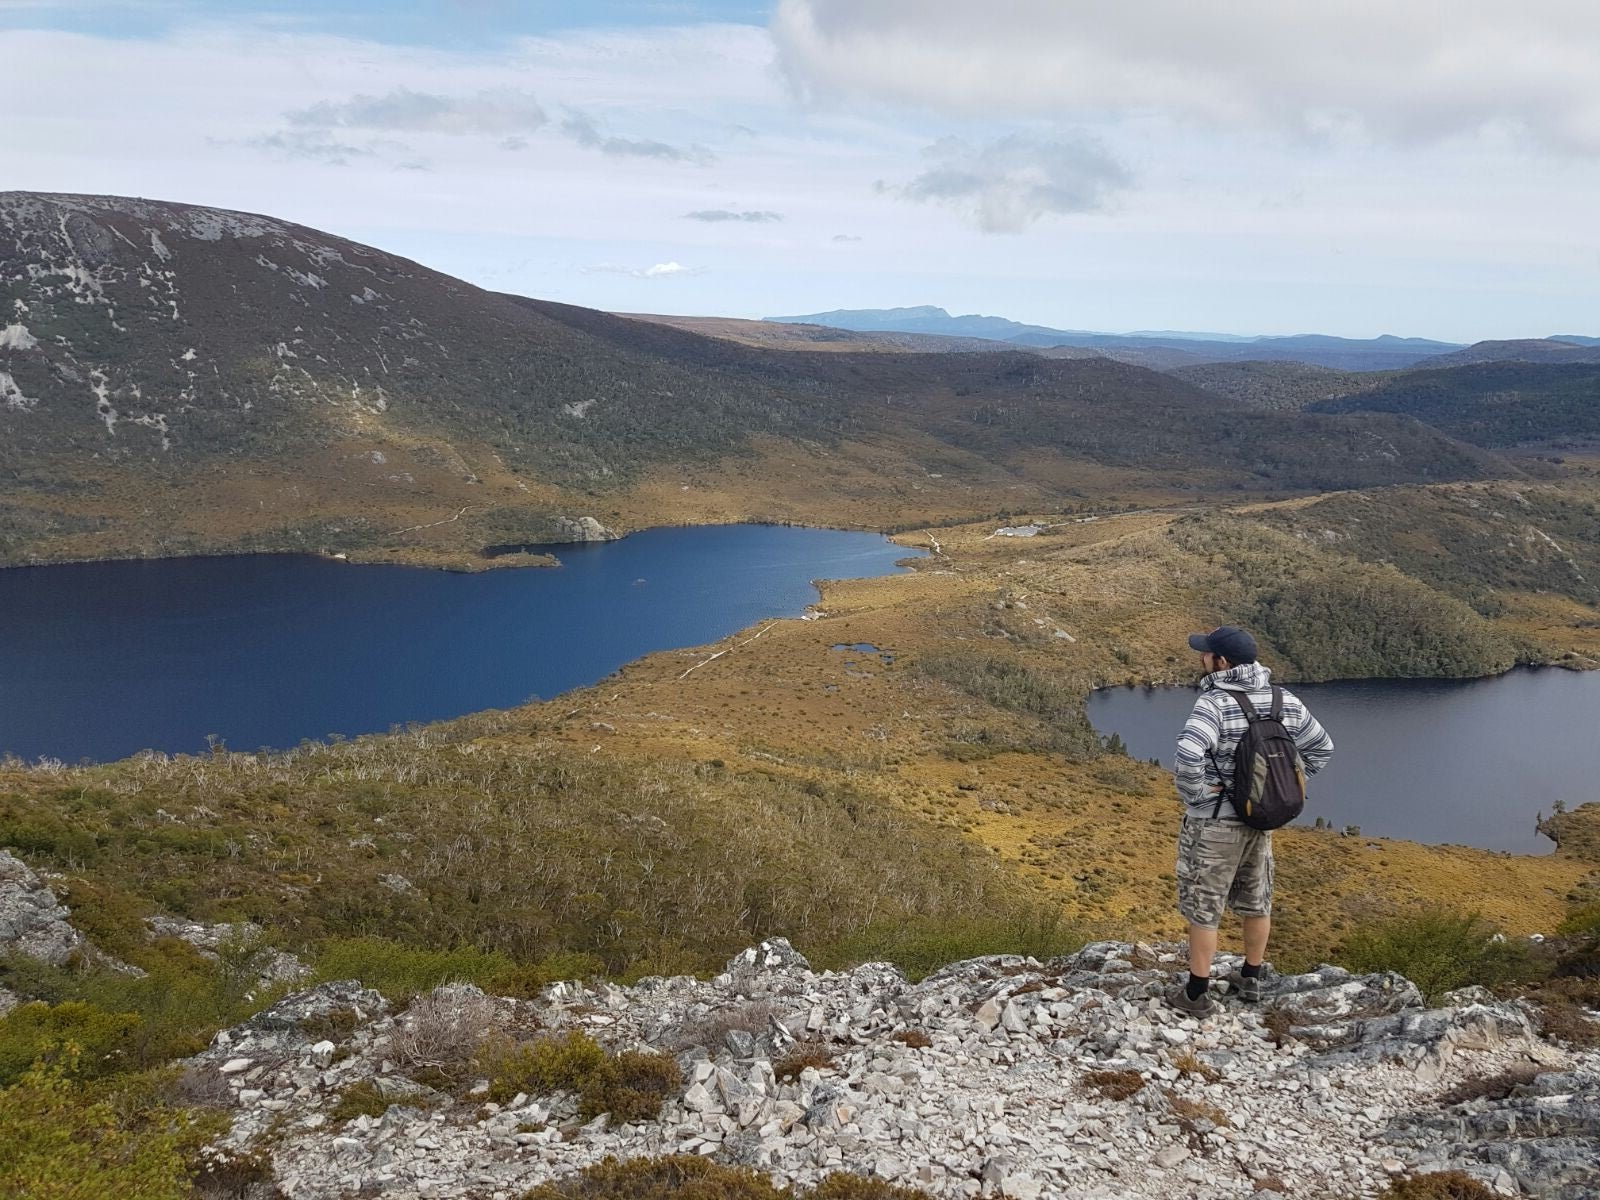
[551,516,617,543]
[185,938,1600,1200]
[146,914,309,989]
[0,848,85,966]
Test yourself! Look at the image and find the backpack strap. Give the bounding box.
[1204,687,1269,818]
[1204,690,1247,818]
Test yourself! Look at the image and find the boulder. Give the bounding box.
[0,848,85,966]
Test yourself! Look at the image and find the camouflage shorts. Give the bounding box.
[1176,815,1274,929]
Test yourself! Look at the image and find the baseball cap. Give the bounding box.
[1187,625,1258,663]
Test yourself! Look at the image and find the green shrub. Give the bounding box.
[917,652,1101,760]
[0,1050,224,1200]
[1337,909,1536,1002]
[313,937,517,1004]
[479,1029,609,1105]
[1556,902,1600,939]
[578,1050,682,1124]
[0,1001,141,1086]
[478,1032,680,1121]
[0,944,273,1079]
[484,952,609,999]
[329,1079,393,1123]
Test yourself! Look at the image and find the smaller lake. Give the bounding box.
[0,525,919,764]
[1087,669,1600,854]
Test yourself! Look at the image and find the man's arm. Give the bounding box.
[1295,708,1334,776]
[1174,696,1222,807]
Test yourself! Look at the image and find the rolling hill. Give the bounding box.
[1419,338,1600,367]
[1308,363,1600,448]
[0,191,1517,566]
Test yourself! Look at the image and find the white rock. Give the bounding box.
[1154,1145,1190,1169]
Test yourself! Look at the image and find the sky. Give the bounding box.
[5,0,1600,342]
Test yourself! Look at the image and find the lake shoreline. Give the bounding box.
[1088,666,1600,854]
[0,525,923,765]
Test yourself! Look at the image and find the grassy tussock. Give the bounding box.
[1379,1171,1502,1200]
[0,728,1030,980]
[1334,909,1536,1002]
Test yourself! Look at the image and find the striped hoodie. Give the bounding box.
[1174,661,1334,817]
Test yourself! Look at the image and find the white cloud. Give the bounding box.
[889,133,1130,232]
[589,260,697,278]
[288,88,548,136]
[3,17,1597,339]
[773,0,1600,152]
[242,129,379,165]
[685,208,783,222]
[561,109,714,164]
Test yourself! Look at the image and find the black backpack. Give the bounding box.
[1209,687,1306,830]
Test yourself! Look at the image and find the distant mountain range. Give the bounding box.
[767,306,1600,373]
[765,306,1467,370]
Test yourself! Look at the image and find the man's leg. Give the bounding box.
[1174,816,1243,1012]
[1241,914,1270,967]
[1188,923,1219,978]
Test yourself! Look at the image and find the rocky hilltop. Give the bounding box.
[0,191,838,476]
[170,938,1597,1200]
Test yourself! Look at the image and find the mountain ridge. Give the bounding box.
[765,306,1465,369]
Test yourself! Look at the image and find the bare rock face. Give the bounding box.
[0,848,85,966]
[179,940,1600,1200]
[551,516,617,543]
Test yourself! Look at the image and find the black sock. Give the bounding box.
[1185,973,1210,1000]
[1241,961,1263,979]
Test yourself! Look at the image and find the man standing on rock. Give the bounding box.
[1169,625,1333,1015]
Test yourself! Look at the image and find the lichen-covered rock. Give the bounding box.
[1386,1065,1600,1197]
[179,944,1597,1200]
[0,848,85,966]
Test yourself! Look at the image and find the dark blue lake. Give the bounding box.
[0,525,919,764]
[1088,669,1600,854]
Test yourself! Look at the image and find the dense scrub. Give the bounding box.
[1168,515,1523,680]
[1310,362,1600,448]
[916,651,1103,760]
[1254,482,1600,614]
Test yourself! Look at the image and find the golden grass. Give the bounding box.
[499,502,1599,966]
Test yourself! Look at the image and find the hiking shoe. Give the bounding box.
[1230,966,1272,1004]
[1165,984,1218,1018]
